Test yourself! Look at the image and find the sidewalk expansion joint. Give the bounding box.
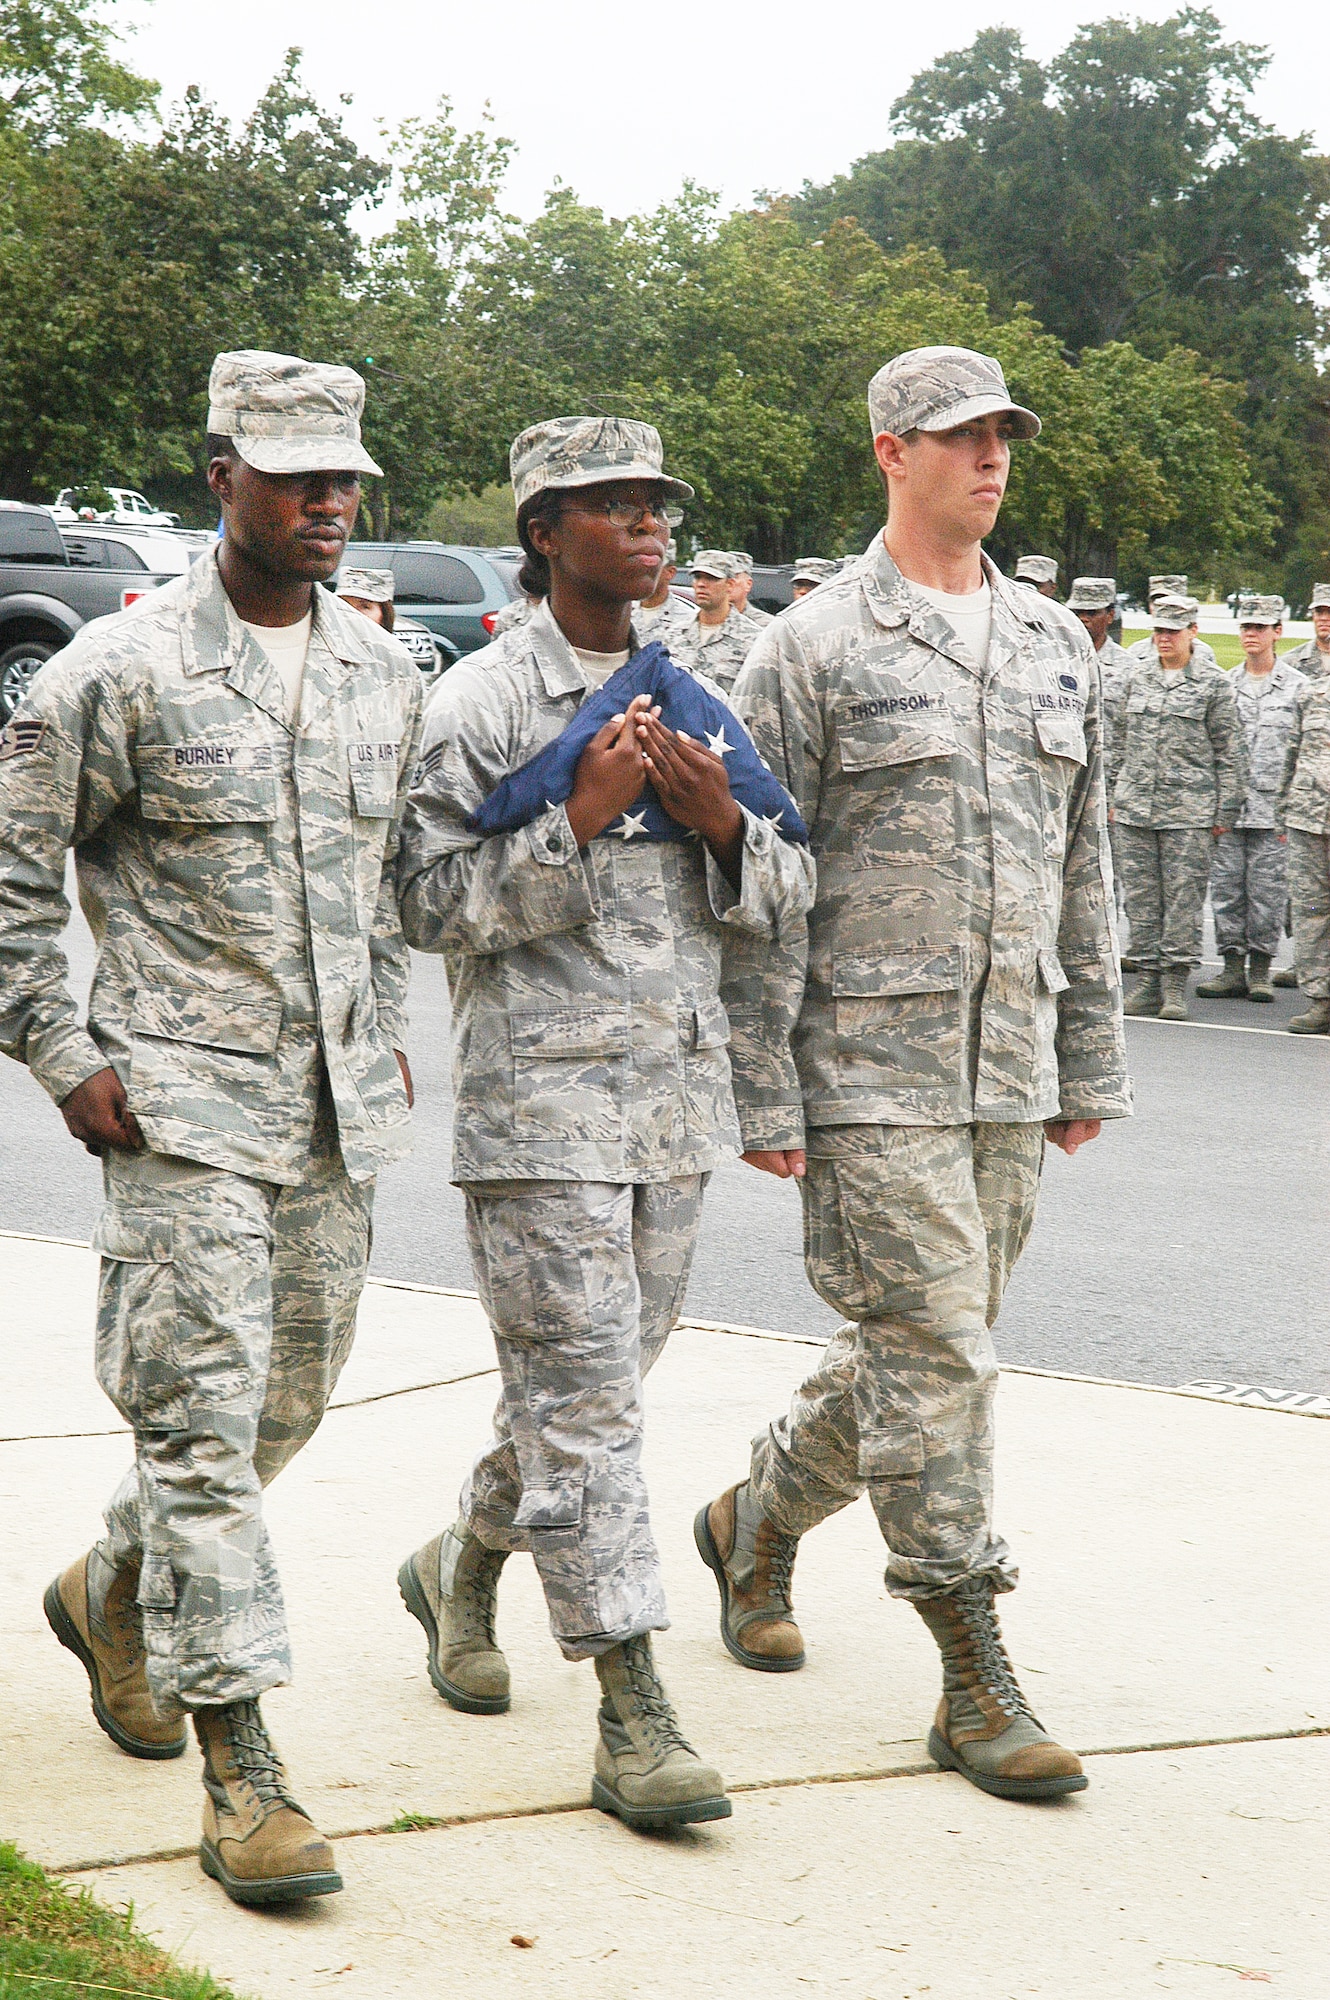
[53,1723,1330,1878]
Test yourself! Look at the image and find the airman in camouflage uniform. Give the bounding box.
[1196,594,1303,1003]
[488,592,537,638]
[729,551,775,628]
[1107,595,1247,1020]
[0,351,421,1905]
[1128,579,1220,674]
[394,416,814,1831]
[1282,582,1330,682]
[1277,664,1330,1032]
[697,346,1130,1806]
[790,556,839,600]
[1067,579,1132,927]
[670,549,764,691]
[635,538,694,647]
[1014,554,1060,598]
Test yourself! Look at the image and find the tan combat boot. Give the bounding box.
[1272,966,1298,988]
[195,1700,341,1906]
[916,1578,1087,1803]
[593,1635,731,1831]
[1158,969,1190,1020]
[694,1482,805,1671]
[1195,950,1248,998]
[1123,972,1162,1016]
[1245,951,1275,1002]
[1288,998,1330,1034]
[398,1522,510,1713]
[44,1550,186,1760]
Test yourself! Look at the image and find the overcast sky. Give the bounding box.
[119,0,1327,223]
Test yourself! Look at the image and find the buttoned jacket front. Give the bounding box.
[727,536,1130,1135]
[396,599,815,1183]
[0,553,422,1183]
[1230,658,1306,829]
[1106,655,1248,829]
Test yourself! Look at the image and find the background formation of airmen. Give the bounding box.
[0,335,1327,1917]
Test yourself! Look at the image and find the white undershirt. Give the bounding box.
[574,645,631,691]
[1159,664,1187,680]
[912,579,992,672]
[1240,668,1273,696]
[243,612,312,724]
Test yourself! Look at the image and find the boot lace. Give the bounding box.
[220,1700,297,1810]
[954,1581,1034,1723]
[619,1637,692,1756]
[765,1530,799,1611]
[457,1544,506,1645]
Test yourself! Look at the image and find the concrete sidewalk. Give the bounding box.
[2,1230,1326,1998]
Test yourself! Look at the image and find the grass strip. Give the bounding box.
[0,1843,244,2000]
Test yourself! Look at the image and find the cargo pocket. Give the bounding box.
[91,1210,183,1429]
[511,1008,629,1144]
[832,949,963,1090]
[856,1420,926,1484]
[683,994,733,1137]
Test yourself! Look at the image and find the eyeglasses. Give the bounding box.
[573,498,684,530]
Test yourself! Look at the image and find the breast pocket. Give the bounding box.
[510,1007,629,1144]
[832,949,963,1091]
[135,743,278,930]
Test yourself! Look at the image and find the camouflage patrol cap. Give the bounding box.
[1015,555,1059,585]
[1309,582,1330,609]
[1237,592,1285,625]
[664,538,678,563]
[868,346,1040,442]
[729,552,754,575]
[510,416,693,510]
[791,556,839,586]
[1067,576,1116,610]
[1150,594,1195,630]
[336,566,394,604]
[691,549,740,580]
[207,350,383,476]
[1148,574,1187,605]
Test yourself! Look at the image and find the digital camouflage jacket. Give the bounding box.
[726,536,1131,1141]
[0,553,421,1183]
[1105,654,1248,830]
[397,599,815,1182]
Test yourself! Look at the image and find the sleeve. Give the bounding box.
[1102,669,1128,805]
[720,624,825,1150]
[704,804,816,937]
[0,644,138,1104]
[1275,689,1306,827]
[1210,677,1250,828]
[1053,652,1133,1121]
[368,667,423,1050]
[397,667,600,957]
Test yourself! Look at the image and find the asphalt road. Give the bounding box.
[4,893,1327,1397]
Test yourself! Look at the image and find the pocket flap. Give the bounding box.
[838,718,955,774]
[1037,947,1071,995]
[857,1422,926,1481]
[691,995,732,1051]
[137,743,278,823]
[130,979,283,1054]
[833,949,961,999]
[1033,712,1087,765]
[348,741,398,817]
[509,1008,630,1061]
[91,1212,174,1263]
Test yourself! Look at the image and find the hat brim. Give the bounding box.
[1151,616,1192,631]
[233,437,384,478]
[516,460,694,507]
[915,393,1041,441]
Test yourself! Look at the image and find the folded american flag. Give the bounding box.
[465,641,808,845]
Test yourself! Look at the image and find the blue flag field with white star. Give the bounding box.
[466,641,809,846]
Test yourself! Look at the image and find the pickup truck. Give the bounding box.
[0,502,187,719]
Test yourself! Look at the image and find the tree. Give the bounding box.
[794,9,1329,596]
[0,0,156,141]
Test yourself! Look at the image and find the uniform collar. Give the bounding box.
[858,533,1034,680]
[527,595,642,700]
[176,550,378,729]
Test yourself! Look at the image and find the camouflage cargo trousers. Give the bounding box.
[1114,823,1216,970]
[1288,830,1330,998]
[750,1122,1043,1600]
[460,1175,705,1660]
[1210,828,1289,957]
[93,1103,372,1719]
